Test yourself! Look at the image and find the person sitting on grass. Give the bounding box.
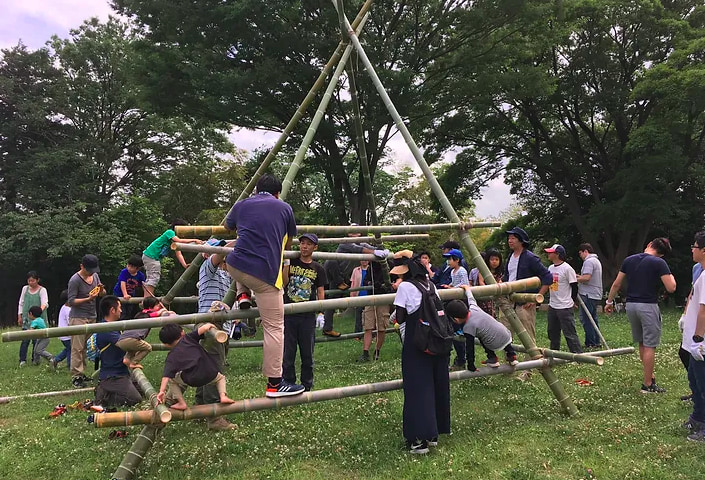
[445,285,519,371]
[115,297,168,369]
[94,296,142,408]
[156,323,236,411]
[28,306,54,365]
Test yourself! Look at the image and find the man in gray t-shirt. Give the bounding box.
[67,254,103,386]
[577,243,603,349]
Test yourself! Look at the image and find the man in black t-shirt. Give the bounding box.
[606,238,677,393]
[282,234,327,391]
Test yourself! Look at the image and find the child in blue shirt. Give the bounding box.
[28,306,53,365]
[113,255,147,319]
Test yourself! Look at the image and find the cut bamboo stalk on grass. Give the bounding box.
[90,347,632,428]
[2,279,540,342]
[174,221,502,238]
[0,387,95,404]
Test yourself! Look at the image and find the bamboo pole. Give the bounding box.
[173,242,391,261]
[293,234,429,244]
[118,296,199,305]
[333,6,577,415]
[577,295,610,349]
[1,279,540,342]
[280,15,369,200]
[149,328,397,351]
[112,425,160,480]
[174,221,501,238]
[90,347,631,428]
[0,387,95,404]
[540,349,604,365]
[131,368,172,423]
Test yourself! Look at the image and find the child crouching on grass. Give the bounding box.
[445,285,519,371]
[156,323,235,410]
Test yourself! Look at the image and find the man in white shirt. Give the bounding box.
[545,245,582,353]
[681,232,705,442]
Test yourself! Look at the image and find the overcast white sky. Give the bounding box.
[2,0,515,219]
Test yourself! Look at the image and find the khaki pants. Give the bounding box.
[115,338,153,365]
[496,298,537,359]
[166,372,226,404]
[69,317,95,377]
[227,266,284,378]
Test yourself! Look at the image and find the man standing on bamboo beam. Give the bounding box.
[497,228,552,380]
[605,238,676,393]
[224,174,305,398]
[195,238,237,430]
[322,223,388,337]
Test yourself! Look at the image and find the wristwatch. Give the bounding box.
[693,335,704,343]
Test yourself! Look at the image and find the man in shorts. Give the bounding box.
[605,238,676,393]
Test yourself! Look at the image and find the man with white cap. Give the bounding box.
[544,244,582,353]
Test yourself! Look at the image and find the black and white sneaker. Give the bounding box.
[640,382,666,394]
[266,380,305,398]
[427,436,439,447]
[71,376,85,389]
[408,439,429,454]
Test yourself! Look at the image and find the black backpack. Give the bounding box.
[408,279,454,356]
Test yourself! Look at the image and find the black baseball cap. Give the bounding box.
[439,240,461,250]
[81,254,100,274]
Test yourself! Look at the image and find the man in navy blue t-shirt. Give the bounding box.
[606,238,676,393]
[94,296,141,407]
[225,174,305,398]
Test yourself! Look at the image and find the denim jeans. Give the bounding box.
[688,356,705,423]
[18,329,36,363]
[54,339,72,366]
[578,295,601,347]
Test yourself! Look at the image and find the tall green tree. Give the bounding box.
[429,0,705,278]
[113,0,521,223]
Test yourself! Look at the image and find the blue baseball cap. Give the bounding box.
[298,233,319,245]
[442,248,464,260]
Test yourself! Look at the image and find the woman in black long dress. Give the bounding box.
[390,250,451,454]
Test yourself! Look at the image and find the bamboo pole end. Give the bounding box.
[160,410,172,423]
[595,357,604,366]
[214,330,228,343]
[535,293,544,304]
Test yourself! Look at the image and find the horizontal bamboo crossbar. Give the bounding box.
[175,221,501,238]
[173,243,391,261]
[0,387,95,404]
[2,279,541,342]
[292,234,430,244]
[89,347,632,428]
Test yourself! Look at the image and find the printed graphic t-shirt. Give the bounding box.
[548,262,577,309]
[285,258,327,308]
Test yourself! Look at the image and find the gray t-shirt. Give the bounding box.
[578,254,603,300]
[68,272,101,319]
[462,290,512,350]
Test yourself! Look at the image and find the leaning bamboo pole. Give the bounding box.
[2,280,539,342]
[293,234,429,245]
[112,425,161,480]
[577,295,610,349]
[158,1,376,307]
[0,387,94,404]
[130,368,172,423]
[174,221,501,238]
[280,15,368,200]
[90,347,630,428]
[334,6,577,415]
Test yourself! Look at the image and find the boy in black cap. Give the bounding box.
[67,254,105,388]
[282,233,327,391]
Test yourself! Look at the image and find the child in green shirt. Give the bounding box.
[28,306,54,365]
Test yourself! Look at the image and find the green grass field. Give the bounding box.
[0,309,702,480]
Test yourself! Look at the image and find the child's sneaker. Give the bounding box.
[49,404,67,418]
[506,353,519,366]
[408,439,429,454]
[237,293,252,310]
[485,356,500,368]
[19,361,26,367]
[265,380,305,398]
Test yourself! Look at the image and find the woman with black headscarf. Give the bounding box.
[390,250,451,454]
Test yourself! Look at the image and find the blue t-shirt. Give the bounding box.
[112,269,146,296]
[620,253,671,304]
[359,269,368,297]
[225,193,297,288]
[96,329,129,380]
